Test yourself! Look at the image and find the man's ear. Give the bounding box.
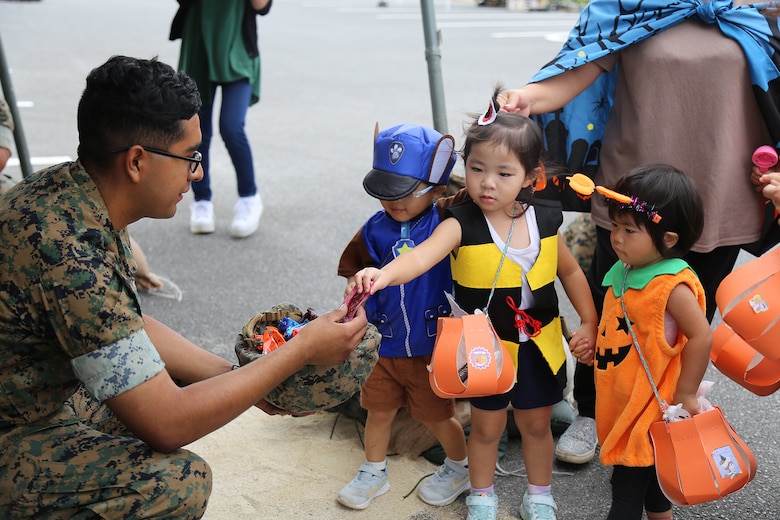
[663,231,679,249]
[121,146,144,184]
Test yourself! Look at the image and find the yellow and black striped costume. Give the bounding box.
[446,199,566,379]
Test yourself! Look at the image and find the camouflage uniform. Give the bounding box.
[0,161,211,519]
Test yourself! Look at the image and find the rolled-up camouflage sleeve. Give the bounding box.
[0,99,13,152]
[71,328,165,401]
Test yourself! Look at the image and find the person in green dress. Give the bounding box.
[170,0,271,238]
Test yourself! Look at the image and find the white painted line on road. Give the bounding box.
[377,14,577,25]
[493,31,569,41]
[7,156,73,168]
[436,20,575,28]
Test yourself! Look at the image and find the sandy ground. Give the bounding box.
[187,408,470,520]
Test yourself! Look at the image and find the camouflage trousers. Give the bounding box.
[0,386,212,519]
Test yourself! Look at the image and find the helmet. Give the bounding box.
[235,303,381,413]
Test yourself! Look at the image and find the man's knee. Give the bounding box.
[142,451,213,520]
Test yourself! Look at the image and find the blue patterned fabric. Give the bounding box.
[531,0,780,212]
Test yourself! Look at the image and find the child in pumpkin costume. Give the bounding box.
[592,164,712,519]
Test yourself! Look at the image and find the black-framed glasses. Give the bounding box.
[112,145,202,174]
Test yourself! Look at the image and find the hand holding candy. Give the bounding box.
[342,284,371,322]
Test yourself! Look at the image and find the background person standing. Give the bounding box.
[170,0,271,238]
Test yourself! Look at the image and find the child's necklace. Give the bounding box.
[484,210,518,313]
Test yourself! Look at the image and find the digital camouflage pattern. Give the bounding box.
[235,303,381,413]
[0,387,211,519]
[0,161,145,424]
[562,212,596,273]
[0,162,211,518]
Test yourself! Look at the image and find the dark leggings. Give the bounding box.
[607,465,671,519]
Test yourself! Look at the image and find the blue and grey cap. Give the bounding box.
[363,124,457,201]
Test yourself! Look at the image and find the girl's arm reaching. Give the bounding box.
[556,234,599,365]
[667,283,713,415]
[353,217,462,294]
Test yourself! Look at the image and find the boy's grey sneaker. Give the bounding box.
[554,415,597,464]
[337,462,389,510]
[417,459,470,506]
[520,491,557,520]
[466,492,498,520]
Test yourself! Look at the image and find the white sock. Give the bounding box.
[446,456,469,472]
[367,459,387,471]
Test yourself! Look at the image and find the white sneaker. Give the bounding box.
[190,200,215,234]
[230,194,263,238]
[554,416,597,464]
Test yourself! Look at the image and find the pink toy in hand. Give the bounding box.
[752,145,778,173]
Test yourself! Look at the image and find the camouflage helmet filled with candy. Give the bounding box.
[234,303,381,413]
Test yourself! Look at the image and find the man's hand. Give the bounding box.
[254,398,313,417]
[291,305,368,366]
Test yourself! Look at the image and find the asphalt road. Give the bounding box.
[1,1,778,518]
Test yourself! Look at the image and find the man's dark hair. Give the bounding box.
[77,55,201,168]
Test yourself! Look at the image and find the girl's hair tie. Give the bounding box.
[478,96,500,126]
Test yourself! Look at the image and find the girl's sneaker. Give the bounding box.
[520,491,557,520]
[466,492,498,520]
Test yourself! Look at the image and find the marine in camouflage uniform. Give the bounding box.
[0,159,211,519]
[0,55,368,519]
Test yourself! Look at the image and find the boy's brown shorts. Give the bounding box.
[360,355,455,423]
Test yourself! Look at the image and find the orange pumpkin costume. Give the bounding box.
[595,259,705,467]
